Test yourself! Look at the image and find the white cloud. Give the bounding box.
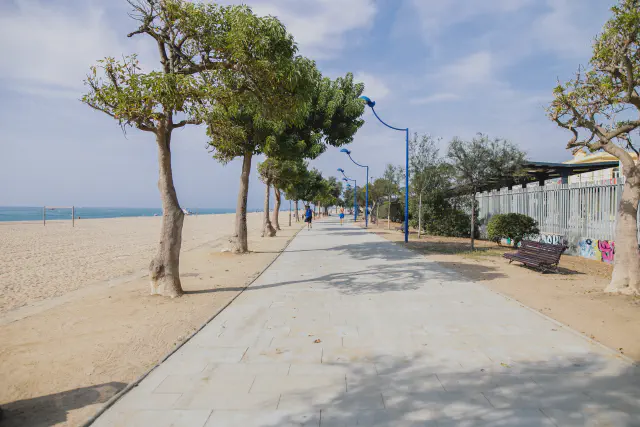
[214,0,377,59]
[530,0,607,58]
[409,0,532,40]
[436,51,496,88]
[0,1,127,93]
[410,93,460,105]
[354,72,390,101]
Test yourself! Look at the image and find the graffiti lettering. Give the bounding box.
[531,234,566,246]
[597,240,615,263]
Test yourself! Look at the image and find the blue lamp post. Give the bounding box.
[337,168,357,221]
[340,149,369,228]
[360,95,409,243]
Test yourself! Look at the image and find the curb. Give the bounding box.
[81,225,304,427]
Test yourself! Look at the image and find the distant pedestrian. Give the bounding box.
[304,205,313,229]
[339,207,345,225]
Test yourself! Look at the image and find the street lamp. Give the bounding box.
[340,148,369,228]
[360,95,409,243]
[338,168,357,221]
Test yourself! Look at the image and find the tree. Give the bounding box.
[283,162,311,222]
[447,134,525,250]
[208,67,364,252]
[380,164,402,230]
[299,168,326,204]
[316,177,343,215]
[82,0,240,297]
[271,162,293,231]
[548,0,640,295]
[259,158,304,233]
[367,178,387,225]
[410,133,443,238]
[257,159,279,237]
[204,6,317,253]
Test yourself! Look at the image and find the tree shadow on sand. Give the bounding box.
[1,382,126,427]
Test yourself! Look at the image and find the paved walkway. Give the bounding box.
[93,219,639,427]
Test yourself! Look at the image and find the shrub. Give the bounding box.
[379,200,405,223]
[411,194,471,238]
[487,213,539,246]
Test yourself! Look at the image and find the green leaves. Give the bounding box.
[82,55,205,131]
[447,134,525,191]
[549,0,640,158]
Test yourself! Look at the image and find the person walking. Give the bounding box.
[304,205,313,230]
[339,207,345,226]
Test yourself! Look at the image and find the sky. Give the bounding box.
[0,0,614,209]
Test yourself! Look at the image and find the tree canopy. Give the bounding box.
[548,0,640,294]
[548,0,640,172]
[447,134,525,250]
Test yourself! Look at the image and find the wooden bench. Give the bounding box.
[503,240,566,272]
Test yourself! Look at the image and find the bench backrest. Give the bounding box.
[518,240,566,263]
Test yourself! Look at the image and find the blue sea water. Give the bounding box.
[0,206,235,222]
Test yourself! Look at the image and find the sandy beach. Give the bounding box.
[0,211,301,426]
[0,213,248,314]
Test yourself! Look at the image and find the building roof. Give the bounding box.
[564,150,637,165]
[471,160,620,193]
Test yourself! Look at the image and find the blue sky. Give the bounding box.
[0,0,613,209]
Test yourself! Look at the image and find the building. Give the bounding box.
[563,150,638,184]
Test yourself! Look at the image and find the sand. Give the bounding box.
[365,223,640,362]
[0,212,301,427]
[0,214,247,314]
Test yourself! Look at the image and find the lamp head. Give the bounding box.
[337,168,344,173]
[340,148,351,155]
[343,178,348,182]
[359,96,375,108]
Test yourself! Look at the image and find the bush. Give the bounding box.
[487,213,539,246]
[427,208,471,238]
[410,194,471,238]
[378,200,405,223]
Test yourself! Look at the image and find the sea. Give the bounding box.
[0,206,236,222]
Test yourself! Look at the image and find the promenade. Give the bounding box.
[92,218,640,427]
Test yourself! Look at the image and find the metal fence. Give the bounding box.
[476,179,639,243]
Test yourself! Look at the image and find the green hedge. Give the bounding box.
[487,213,539,247]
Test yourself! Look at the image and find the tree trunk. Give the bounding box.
[262,180,276,237]
[418,193,422,239]
[295,200,300,222]
[149,128,184,298]
[272,187,282,230]
[233,151,252,253]
[605,175,640,295]
[470,193,476,251]
[387,195,391,230]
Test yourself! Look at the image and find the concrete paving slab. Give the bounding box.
[90,218,640,427]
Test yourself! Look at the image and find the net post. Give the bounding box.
[43,206,46,226]
[72,206,75,227]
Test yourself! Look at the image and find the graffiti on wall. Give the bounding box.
[578,238,615,263]
[598,240,615,263]
[530,234,567,246]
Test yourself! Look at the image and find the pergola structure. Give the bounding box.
[475,160,620,193]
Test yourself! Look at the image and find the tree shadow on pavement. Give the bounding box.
[1,382,126,427]
[259,354,640,426]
